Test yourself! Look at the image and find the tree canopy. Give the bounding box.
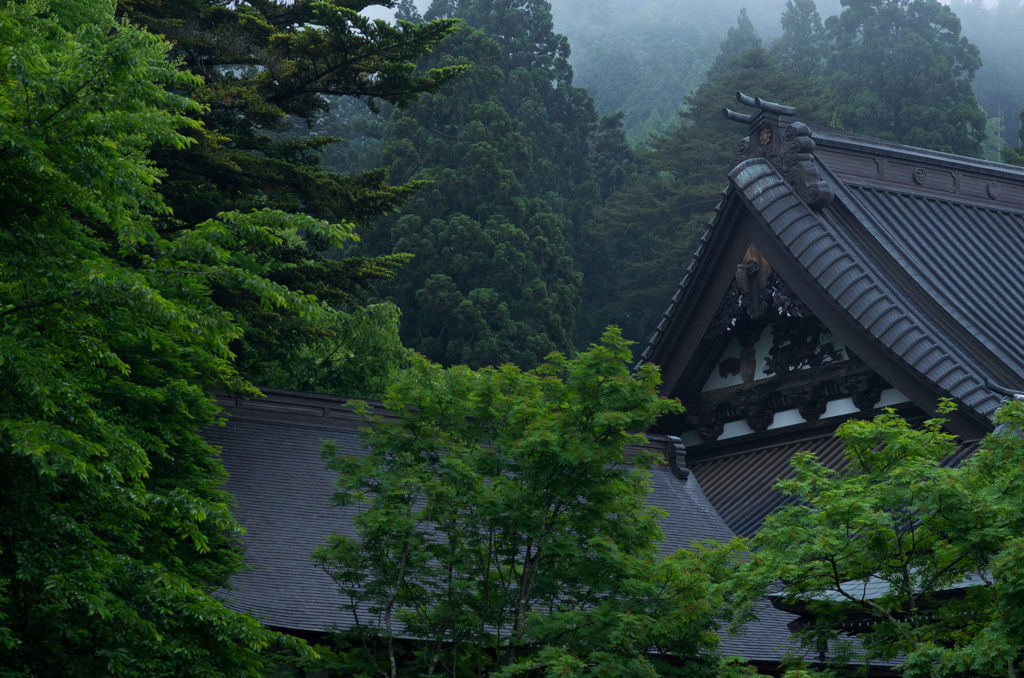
[823,0,987,156]
[312,329,745,677]
[0,0,470,673]
[576,11,833,354]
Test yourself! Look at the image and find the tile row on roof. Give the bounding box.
[206,389,802,663]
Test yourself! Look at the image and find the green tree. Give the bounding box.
[772,0,828,78]
[823,0,987,156]
[119,0,467,394]
[0,3,333,674]
[313,329,744,677]
[369,0,597,368]
[736,401,1024,676]
[577,13,833,352]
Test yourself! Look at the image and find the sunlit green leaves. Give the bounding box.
[313,328,742,676]
[0,4,324,675]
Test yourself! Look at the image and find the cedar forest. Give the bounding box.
[5,0,1024,676]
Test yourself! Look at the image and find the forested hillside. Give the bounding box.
[355,0,991,359]
[548,0,843,143]
[7,0,1024,675]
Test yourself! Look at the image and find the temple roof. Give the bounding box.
[642,93,1024,439]
[637,93,1024,539]
[206,388,804,663]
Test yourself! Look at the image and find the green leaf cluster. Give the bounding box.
[735,401,1024,675]
[0,4,332,674]
[312,329,744,677]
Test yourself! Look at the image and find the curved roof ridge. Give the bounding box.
[636,185,735,370]
[729,158,1003,418]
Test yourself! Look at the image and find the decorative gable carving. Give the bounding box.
[683,244,893,443]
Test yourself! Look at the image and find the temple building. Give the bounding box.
[210,94,1024,672]
[641,93,1023,536]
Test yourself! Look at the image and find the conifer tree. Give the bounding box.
[823,0,987,156]
[772,0,828,78]
[368,0,598,368]
[120,0,467,395]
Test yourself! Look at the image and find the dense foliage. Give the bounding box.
[365,0,601,368]
[823,0,987,156]
[736,401,1024,675]
[0,0,470,673]
[0,4,323,674]
[120,0,466,396]
[546,0,844,143]
[7,0,1024,672]
[312,330,744,677]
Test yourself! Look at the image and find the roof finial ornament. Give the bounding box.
[724,92,833,211]
[723,91,797,123]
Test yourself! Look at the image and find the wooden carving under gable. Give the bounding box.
[687,245,887,442]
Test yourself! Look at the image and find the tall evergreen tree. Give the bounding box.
[704,8,762,83]
[823,0,987,156]
[119,0,467,395]
[772,0,828,78]
[395,0,422,22]
[577,14,834,352]
[369,0,599,368]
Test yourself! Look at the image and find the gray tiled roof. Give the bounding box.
[205,394,800,662]
[731,158,1004,416]
[690,433,980,537]
[641,121,1024,420]
[845,185,1024,380]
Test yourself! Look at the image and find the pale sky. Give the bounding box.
[363,0,1000,25]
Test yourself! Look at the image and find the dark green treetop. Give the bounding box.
[705,8,762,83]
[772,0,828,78]
[823,0,987,156]
[368,0,598,369]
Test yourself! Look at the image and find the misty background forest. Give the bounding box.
[313,0,1021,377]
[7,1,1024,674]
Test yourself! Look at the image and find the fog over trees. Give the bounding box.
[350,0,1003,358]
[6,0,1024,674]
